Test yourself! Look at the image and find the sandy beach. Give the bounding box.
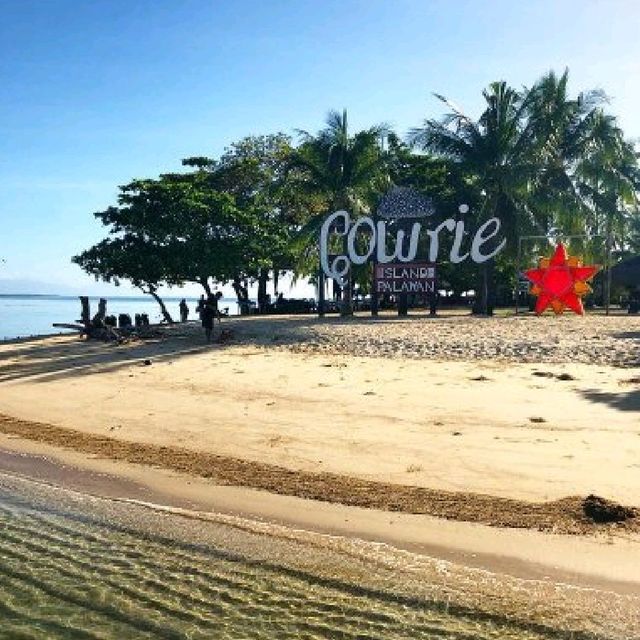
[0,311,639,635]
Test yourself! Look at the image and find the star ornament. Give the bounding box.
[524,243,600,316]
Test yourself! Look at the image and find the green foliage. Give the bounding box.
[74,172,272,296]
[74,71,639,312]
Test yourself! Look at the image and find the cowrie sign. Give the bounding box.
[319,207,506,285]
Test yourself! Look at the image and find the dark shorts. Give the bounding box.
[202,318,213,329]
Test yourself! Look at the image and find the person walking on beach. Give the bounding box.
[179,298,189,323]
[201,295,216,342]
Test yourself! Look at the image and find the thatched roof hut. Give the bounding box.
[611,255,640,288]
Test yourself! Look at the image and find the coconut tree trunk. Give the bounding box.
[397,293,408,316]
[318,268,325,317]
[482,260,496,316]
[340,234,353,316]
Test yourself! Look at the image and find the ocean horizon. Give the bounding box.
[0,294,243,341]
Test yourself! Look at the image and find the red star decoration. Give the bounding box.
[524,243,599,315]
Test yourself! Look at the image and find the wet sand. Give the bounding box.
[1,441,639,597]
[0,412,637,535]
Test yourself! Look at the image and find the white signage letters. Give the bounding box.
[320,208,506,284]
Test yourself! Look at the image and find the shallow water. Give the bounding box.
[0,472,635,640]
[0,295,241,340]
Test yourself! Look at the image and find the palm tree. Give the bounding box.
[574,112,639,308]
[409,70,640,313]
[408,82,543,313]
[525,71,639,307]
[292,109,389,315]
[522,70,609,236]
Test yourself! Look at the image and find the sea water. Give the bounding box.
[0,295,241,341]
[0,471,636,640]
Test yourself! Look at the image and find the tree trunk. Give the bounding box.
[257,267,269,314]
[478,260,496,316]
[397,293,408,316]
[92,298,107,327]
[605,220,612,316]
[147,287,174,323]
[318,268,325,317]
[232,277,250,314]
[273,267,279,297]
[340,231,353,317]
[370,258,379,317]
[199,277,212,296]
[79,296,90,328]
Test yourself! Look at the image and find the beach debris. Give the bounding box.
[529,416,546,423]
[451,431,462,436]
[582,494,637,524]
[215,328,234,343]
[531,370,576,382]
[363,391,376,396]
[620,376,640,385]
[470,375,490,381]
[141,359,153,366]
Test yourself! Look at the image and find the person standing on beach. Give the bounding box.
[179,299,189,323]
[196,295,205,318]
[212,291,223,324]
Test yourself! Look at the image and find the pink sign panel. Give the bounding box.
[375,262,436,294]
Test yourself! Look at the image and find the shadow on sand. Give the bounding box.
[0,326,213,384]
[0,313,456,385]
[579,388,640,412]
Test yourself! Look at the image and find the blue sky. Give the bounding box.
[1,0,639,297]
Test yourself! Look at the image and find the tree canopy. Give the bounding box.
[74,69,639,316]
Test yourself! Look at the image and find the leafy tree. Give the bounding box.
[184,133,314,310]
[291,109,390,315]
[74,172,270,312]
[409,82,543,313]
[73,235,176,323]
[408,70,640,312]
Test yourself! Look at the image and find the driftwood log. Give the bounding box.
[54,297,120,341]
[54,297,162,342]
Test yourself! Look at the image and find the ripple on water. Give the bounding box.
[0,473,637,640]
